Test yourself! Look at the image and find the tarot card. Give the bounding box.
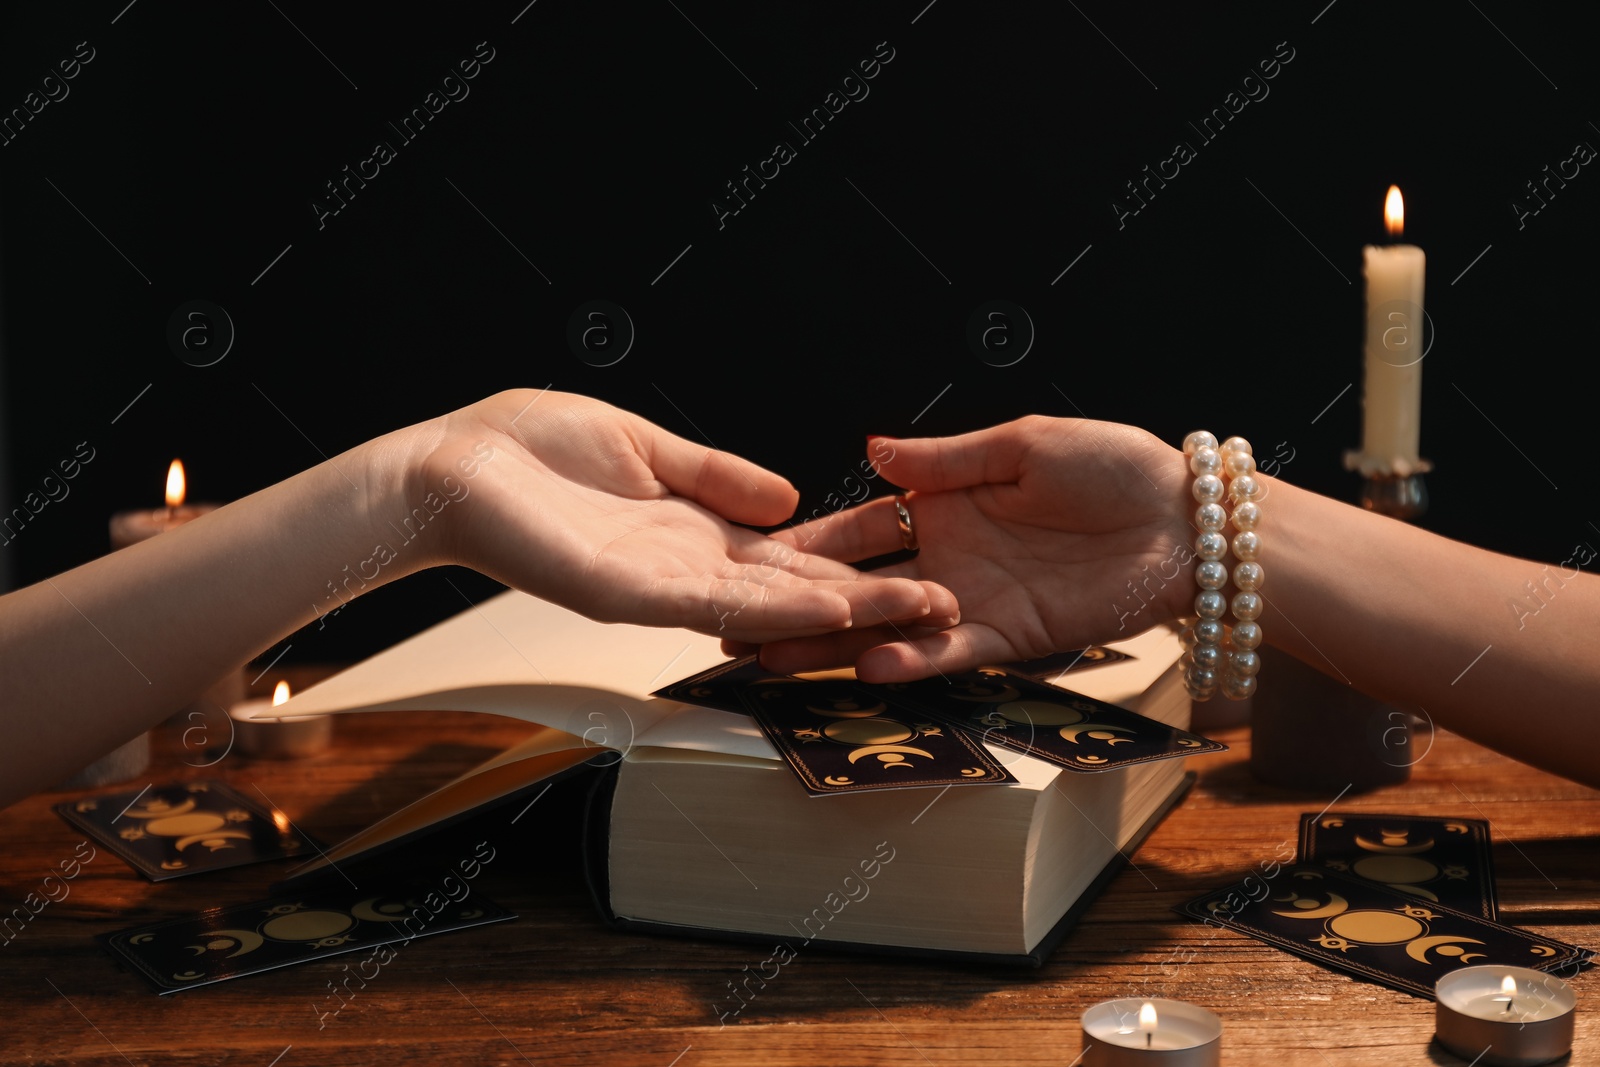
[56,780,317,881]
[103,880,515,994]
[1179,865,1590,999]
[738,676,1015,796]
[880,667,1225,773]
[1300,812,1497,920]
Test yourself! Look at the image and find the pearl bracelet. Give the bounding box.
[1180,431,1264,702]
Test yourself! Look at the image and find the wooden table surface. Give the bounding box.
[4,670,1597,1067]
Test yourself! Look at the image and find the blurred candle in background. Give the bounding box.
[1357,185,1427,473]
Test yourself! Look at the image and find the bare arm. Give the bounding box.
[745,418,1600,788]
[0,389,954,809]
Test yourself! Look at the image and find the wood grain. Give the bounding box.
[3,668,1596,1066]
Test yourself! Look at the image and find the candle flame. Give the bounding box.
[271,809,290,834]
[1384,185,1405,237]
[165,460,187,508]
[272,680,291,707]
[1139,1001,1158,1033]
[1501,975,1518,997]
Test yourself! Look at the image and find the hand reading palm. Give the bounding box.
[739,415,1193,680]
[415,390,956,644]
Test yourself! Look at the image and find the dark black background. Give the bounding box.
[1,2,1594,668]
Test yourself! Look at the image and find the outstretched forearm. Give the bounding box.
[0,430,425,807]
[1257,475,1600,786]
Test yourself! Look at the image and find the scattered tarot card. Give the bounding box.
[1300,812,1497,920]
[653,655,785,714]
[1002,645,1131,680]
[103,881,516,994]
[56,780,317,881]
[737,676,1015,796]
[1179,865,1591,999]
[881,666,1225,773]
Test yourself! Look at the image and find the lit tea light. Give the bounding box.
[109,459,217,548]
[1080,998,1221,1065]
[1435,965,1576,1067]
[228,680,333,759]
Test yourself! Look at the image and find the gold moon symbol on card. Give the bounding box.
[1058,723,1134,744]
[131,798,196,820]
[175,830,252,852]
[129,933,154,945]
[1355,833,1435,854]
[805,700,888,719]
[1352,855,1440,884]
[1327,910,1425,945]
[823,719,914,745]
[1272,892,1349,919]
[145,813,224,838]
[1405,936,1487,963]
[1321,817,1344,829]
[350,897,412,924]
[261,910,355,943]
[193,929,264,957]
[174,970,205,982]
[824,775,853,786]
[992,700,1084,727]
[846,744,933,766]
[1075,754,1109,765]
[1531,946,1556,957]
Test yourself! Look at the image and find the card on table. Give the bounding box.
[56,780,317,881]
[737,676,1016,796]
[1299,812,1497,920]
[103,882,516,994]
[880,666,1225,773]
[1179,865,1591,999]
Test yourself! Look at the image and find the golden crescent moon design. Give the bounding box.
[349,897,412,924]
[129,933,154,944]
[1445,822,1470,834]
[74,800,98,813]
[1530,946,1556,957]
[1270,892,1350,919]
[1405,935,1487,964]
[1074,754,1110,765]
[130,798,197,820]
[194,929,265,957]
[1355,833,1436,854]
[1057,723,1134,743]
[960,767,987,777]
[159,860,188,871]
[174,971,206,982]
[823,775,853,786]
[845,745,934,765]
[1321,817,1344,828]
[174,829,253,851]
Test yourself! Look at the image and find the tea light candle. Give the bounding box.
[1080,998,1222,1065]
[229,681,332,759]
[109,459,217,548]
[1435,966,1576,1067]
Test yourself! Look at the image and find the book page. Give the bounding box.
[267,590,732,743]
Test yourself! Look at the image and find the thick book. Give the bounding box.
[269,590,1195,963]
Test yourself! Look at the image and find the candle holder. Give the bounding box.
[1435,965,1576,1066]
[1344,452,1434,521]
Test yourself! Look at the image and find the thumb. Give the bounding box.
[642,422,799,526]
[868,417,1039,492]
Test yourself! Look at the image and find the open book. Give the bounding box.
[269,590,1194,964]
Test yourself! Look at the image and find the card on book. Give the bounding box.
[738,676,1016,796]
[653,655,780,714]
[1003,645,1131,679]
[882,666,1225,773]
[1179,865,1591,999]
[103,882,516,994]
[56,780,317,881]
[1299,812,1497,920]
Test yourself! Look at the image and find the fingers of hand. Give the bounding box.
[646,425,799,527]
[769,496,909,563]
